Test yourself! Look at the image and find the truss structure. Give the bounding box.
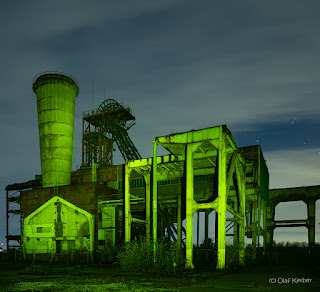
[82,99,141,167]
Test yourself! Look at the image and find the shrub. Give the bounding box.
[117,237,185,273]
[96,240,118,263]
[224,244,258,271]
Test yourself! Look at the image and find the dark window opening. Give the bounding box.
[56,240,62,253]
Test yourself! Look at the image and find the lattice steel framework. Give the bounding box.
[82,99,141,167]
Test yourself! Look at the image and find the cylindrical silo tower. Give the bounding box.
[32,72,79,188]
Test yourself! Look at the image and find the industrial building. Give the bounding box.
[5,72,319,269]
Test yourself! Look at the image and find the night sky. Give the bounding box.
[0,0,319,248]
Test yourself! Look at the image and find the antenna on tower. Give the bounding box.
[91,79,94,110]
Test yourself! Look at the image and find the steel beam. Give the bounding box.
[185,143,195,269]
[132,218,146,224]
[251,199,257,259]
[274,219,307,224]
[152,142,158,261]
[275,223,306,228]
[124,162,132,243]
[236,161,246,265]
[263,200,267,253]
[257,196,261,248]
[177,193,182,247]
[194,200,219,212]
[226,204,242,222]
[145,175,151,242]
[216,128,227,270]
[233,200,238,246]
[307,199,316,249]
[266,202,275,248]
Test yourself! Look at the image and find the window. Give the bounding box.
[37,227,51,233]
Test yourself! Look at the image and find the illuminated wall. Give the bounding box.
[33,73,79,188]
[22,196,94,257]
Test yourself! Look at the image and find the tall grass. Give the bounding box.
[117,237,185,273]
[96,240,118,263]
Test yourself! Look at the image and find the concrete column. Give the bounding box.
[177,193,182,247]
[204,210,209,246]
[152,142,158,261]
[185,143,195,269]
[145,175,151,242]
[307,200,316,250]
[216,128,227,270]
[124,162,132,243]
[266,202,275,249]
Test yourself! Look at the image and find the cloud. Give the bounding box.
[264,148,320,189]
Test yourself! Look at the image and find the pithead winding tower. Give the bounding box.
[33,72,79,188]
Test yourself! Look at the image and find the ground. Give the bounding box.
[0,261,319,292]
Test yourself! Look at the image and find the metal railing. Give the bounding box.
[32,71,79,89]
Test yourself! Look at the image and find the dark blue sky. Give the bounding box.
[0,0,319,247]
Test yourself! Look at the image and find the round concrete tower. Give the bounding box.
[32,72,79,188]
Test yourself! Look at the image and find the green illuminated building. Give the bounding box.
[4,72,319,269]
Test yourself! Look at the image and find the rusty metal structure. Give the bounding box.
[82,99,141,167]
[4,72,319,268]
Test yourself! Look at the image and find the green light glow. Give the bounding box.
[33,73,79,188]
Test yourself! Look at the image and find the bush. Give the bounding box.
[117,237,185,273]
[96,241,118,263]
[225,244,258,271]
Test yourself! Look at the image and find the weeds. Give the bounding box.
[96,240,118,263]
[117,237,185,273]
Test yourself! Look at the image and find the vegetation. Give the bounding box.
[96,240,118,264]
[117,237,185,273]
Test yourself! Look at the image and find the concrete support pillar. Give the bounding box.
[124,162,132,243]
[152,142,158,261]
[185,143,195,269]
[177,193,182,247]
[216,129,227,270]
[307,199,316,250]
[266,202,275,249]
[145,175,151,242]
